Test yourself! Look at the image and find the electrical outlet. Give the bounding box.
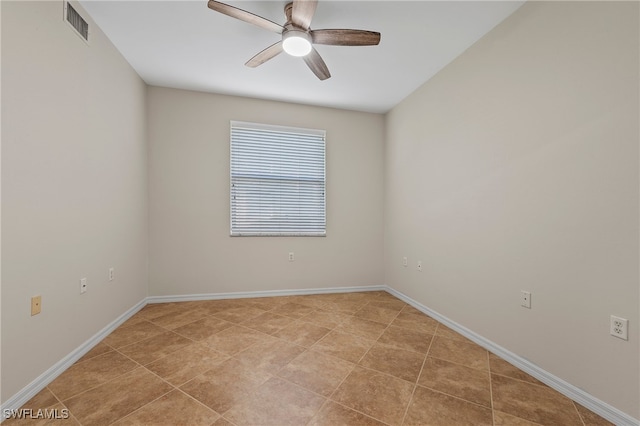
[402,257,408,267]
[109,267,115,281]
[31,295,42,316]
[520,291,531,309]
[288,252,294,262]
[80,278,87,294]
[610,315,628,340]
[417,261,422,272]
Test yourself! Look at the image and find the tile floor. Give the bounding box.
[7,291,613,425]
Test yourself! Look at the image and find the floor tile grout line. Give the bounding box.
[322,323,385,343]
[144,303,269,332]
[211,367,326,421]
[319,374,395,426]
[144,355,256,421]
[176,357,273,420]
[152,313,236,331]
[171,344,234,387]
[172,320,236,341]
[299,307,351,326]
[572,400,588,426]
[207,322,302,358]
[43,386,64,409]
[369,338,434,356]
[324,343,365,402]
[354,305,403,365]
[409,328,496,412]
[304,344,361,367]
[115,331,196,363]
[68,408,82,425]
[217,416,239,426]
[21,387,80,425]
[399,373,419,425]
[48,351,143,404]
[488,349,496,426]
[58,400,83,426]
[431,331,484,347]
[321,305,407,425]
[487,351,556,426]
[343,362,420,389]
[269,318,333,347]
[74,342,117,366]
[262,374,333,422]
[399,321,437,425]
[103,322,169,349]
[287,312,367,424]
[327,400,396,426]
[105,385,176,426]
[112,345,155,368]
[500,380,583,418]
[426,352,491,373]
[270,365,338,401]
[414,382,496,411]
[294,304,382,368]
[489,370,555,388]
[138,332,233,368]
[53,363,170,425]
[303,398,332,426]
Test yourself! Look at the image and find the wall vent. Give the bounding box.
[64,2,89,43]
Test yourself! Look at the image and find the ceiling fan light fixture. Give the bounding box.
[282,30,312,57]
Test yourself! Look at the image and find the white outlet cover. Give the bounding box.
[417,261,422,271]
[402,257,408,267]
[520,291,531,309]
[610,315,629,340]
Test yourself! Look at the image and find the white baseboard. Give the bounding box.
[3,285,637,426]
[385,286,639,426]
[1,299,147,421]
[146,285,386,304]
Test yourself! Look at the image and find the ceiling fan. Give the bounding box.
[207,0,381,80]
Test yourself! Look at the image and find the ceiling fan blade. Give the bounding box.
[207,0,283,34]
[303,47,331,81]
[245,42,283,68]
[311,29,381,46]
[291,0,317,29]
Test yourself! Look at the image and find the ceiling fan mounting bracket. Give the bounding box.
[283,23,309,34]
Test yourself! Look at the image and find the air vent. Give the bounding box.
[64,2,89,42]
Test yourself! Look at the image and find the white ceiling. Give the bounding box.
[80,1,524,113]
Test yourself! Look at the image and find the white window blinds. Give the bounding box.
[230,121,326,236]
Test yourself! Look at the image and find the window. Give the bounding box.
[230,121,326,236]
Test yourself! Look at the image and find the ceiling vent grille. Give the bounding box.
[64,2,89,42]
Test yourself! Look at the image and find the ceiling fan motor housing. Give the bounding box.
[282,25,312,57]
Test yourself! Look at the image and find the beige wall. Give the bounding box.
[147,87,384,296]
[2,0,638,420]
[1,1,148,402]
[385,1,639,418]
